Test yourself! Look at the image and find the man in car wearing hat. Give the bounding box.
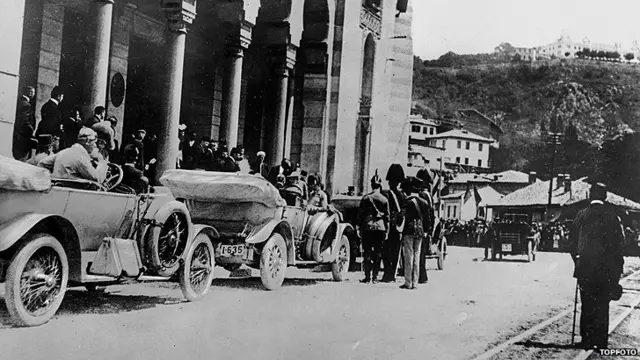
[356,171,390,284]
[37,127,108,183]
[569,182,625,350]
[399,176,433,290]
[381,163,406,283]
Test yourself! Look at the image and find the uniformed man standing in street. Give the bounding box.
[381,164,406,283]
[569,183,625,350]
[357,171,390,284]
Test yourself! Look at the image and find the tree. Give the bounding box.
[494,42,516,56]
[625,53,635,62]
[576,51,584,58]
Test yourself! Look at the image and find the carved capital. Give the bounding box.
[268,43,297,75]
[225,20,253,52]
[161,1,197,33]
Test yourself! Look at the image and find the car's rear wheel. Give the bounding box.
[260,233,287,290]
[437,238,447,270]
[331,235,350,281]
[180,233,215,301]
[5,233,68,327]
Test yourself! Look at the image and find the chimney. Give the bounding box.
[564,174,572,194]
[529,172,537,184]
[556,174,565,189]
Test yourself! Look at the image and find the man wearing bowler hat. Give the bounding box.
[569,182,625,350]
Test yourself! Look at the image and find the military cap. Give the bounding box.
[386,163,406,183]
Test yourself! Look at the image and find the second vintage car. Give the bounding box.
[160,170,357,290]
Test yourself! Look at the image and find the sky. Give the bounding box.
[412,0,640,60]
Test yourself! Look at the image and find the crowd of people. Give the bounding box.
[11,85,168,193]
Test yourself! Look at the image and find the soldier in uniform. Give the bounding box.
[399,176,433,290]
[357,171,390,284]
[569,183,625,350]
[416,168,436,284]
[381,164,406,283]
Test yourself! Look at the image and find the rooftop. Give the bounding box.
[491,177,640,211]
[450,170,533,184]
[477,185,504,206]
[427,129,494,143]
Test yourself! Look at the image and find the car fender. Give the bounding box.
[321,223,355,263]
[246,219,294,265]
[0,213,82,281]
[311,214,339,263]
[192,224,220,245]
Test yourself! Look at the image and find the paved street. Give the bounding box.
[1,247,638,360]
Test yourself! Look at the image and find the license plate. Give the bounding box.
[501,244,512,252]
[220,244,245,257]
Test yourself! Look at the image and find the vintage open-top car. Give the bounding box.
[0,156,215,326]
[160,170,356,290]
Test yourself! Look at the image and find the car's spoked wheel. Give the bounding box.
[331,235,350,281]
[180,233,215,301]
[6,234,68,327]
[156,213,189,276]
[260,233,287,290]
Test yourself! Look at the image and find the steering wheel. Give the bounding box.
[103,163,124,191]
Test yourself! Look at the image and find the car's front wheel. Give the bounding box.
[260,233,287,291]
[5,233,69,327]
[331,235,350,281]
[179,232,215,301]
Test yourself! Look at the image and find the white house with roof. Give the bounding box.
[429,129,494,169]
[408,115,439,140]
[408,128,495,171]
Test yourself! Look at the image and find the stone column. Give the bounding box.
[221,24,251,150]
[156,6,195,183]
[271,66,289,167]
[84,0,115,116]
[267,44,296,167]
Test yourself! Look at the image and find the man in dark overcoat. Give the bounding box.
[569,183,625,350]
[12,86,37,161]
[37,86,65,140]
[381,163,406,282]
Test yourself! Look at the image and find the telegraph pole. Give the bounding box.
[546,132,563,220]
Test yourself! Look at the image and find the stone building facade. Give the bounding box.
[514,35,624,61]
[1,0,414,196]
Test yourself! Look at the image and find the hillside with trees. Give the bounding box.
[412,52,640,201]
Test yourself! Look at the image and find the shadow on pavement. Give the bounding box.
[211,277,334,291]
[516,340,579,349]
[0,289,183,328]
[473,257,531,263]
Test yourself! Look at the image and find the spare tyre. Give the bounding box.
[146,201,191,277]
[303,212,329,260]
